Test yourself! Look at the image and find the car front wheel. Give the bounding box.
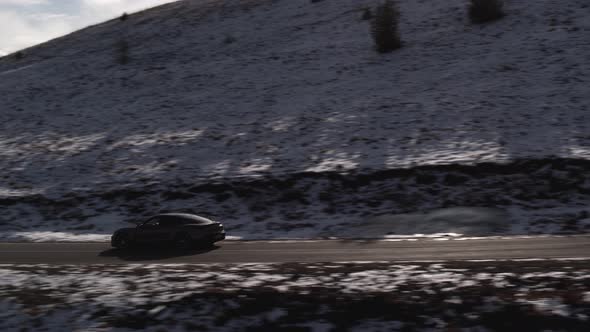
[112,234,131,249]
[195,238,215,249]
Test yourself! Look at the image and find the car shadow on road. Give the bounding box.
[336,238,381,245]
[98,245,220,261]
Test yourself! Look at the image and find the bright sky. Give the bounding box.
[0,0,177,55]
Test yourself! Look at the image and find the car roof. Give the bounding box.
[155,213,214,224]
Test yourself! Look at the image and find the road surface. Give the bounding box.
[0,235,589,264]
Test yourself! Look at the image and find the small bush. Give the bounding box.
[361,8,372,21]
[370,0,401,53]
[116,40,129,65]
[14,51,25,60]
[468,0,505,24]
[120,12,129,21]
[223,35,236,44]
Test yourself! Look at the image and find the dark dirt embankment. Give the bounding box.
[1,158,589,238]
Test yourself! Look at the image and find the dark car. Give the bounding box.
[111,213,226,250]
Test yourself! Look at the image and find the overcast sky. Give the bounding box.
[0,0,177,55]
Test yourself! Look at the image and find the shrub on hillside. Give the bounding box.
[468,0,505,24]
[120,12,129,21]
[361,7,372,21]
[116,40,129,65]
[14,51,25,60]
[223,34,236,44]
[370,0,401,53]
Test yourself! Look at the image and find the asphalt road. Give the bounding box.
[0,235,589,264]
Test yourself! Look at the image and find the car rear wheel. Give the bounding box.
[174,233,193,251]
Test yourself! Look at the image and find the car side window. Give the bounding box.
[143,217,160,227]
[160,217,181,228]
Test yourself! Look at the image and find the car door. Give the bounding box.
[135,217,168,244]
[157,217,180,242]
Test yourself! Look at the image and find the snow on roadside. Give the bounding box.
[1,260,589,331]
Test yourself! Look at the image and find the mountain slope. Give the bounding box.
[1,0,589,240]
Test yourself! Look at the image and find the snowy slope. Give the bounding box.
[1,0,589,240]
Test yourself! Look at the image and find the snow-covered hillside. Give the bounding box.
[1,0,589,241]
